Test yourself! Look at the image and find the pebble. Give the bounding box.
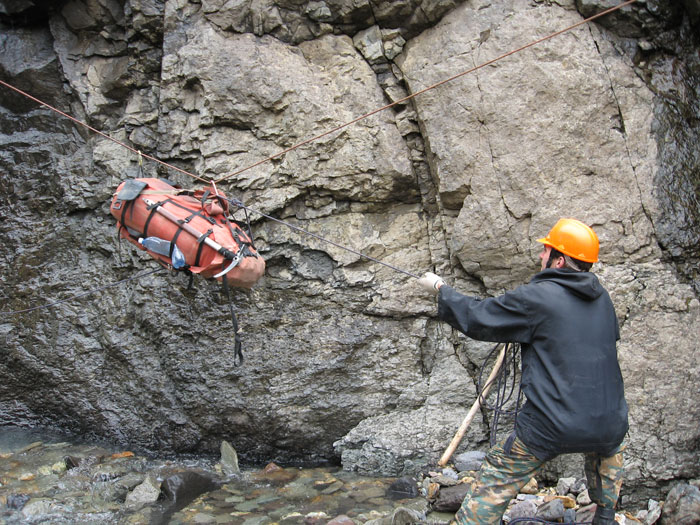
[193,512,217,523]
[0,436,429,523]
[220,440,240,476]
[521,477,538,494]
[577,488,592,505]
[321,480,344,494]
[0,432,680,524]
[424,457,661,524]
[431,474,460,487]
[509,499,538,520]
[453,450,486,472]
[327,515,355,525]
[125,475,161,507]
[537,498,565,521]
[516,493,539,501]
[441,467,459,479]
[556,476,577,495]
[387,476,419,499]
[546,494,576,509]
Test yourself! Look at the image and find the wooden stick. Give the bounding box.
[437,344,508,467]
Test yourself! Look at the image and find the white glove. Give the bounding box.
[418,272,445,295]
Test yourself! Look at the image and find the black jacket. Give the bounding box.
[438,268,628,459]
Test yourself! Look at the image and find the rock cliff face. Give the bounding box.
[1,0,698,503]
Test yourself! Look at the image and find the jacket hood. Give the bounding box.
[530,268,604,300]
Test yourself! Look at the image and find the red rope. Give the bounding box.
[0,79,209,184]
[0,0,636,186]
[213,0,637,183]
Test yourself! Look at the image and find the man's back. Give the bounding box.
[513,269,628,458]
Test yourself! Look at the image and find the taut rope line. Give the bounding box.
[0,79,209,184]
[227,198,422,279]
[0,0,636,287]
[212,0,637,184]
[0,0,636,189]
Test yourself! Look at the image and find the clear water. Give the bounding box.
[0,426,437,525]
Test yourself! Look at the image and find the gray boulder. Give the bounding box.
[660,483,700,525]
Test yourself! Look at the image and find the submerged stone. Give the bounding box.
[21,497,58,517]
[387,476,419,499]
[6,493,30,510]
[252,463,299,484]
[125,475,161,507]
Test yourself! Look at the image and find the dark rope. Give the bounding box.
[227,198,421,280]
[0,267,166,315]
[477,350,596,525]
[221,275,244,366]
[477,342,522,446]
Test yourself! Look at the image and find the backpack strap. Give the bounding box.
[221,275,243,365]
[193,228,213,267]
[143,198,167,237]
[220,217,259,258]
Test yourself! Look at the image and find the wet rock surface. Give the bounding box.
[3,429,699,524]
[0,429,431,524]
[0,0,699,507]
[423,464,700,525]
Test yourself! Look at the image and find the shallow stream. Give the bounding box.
[0,426,442,524]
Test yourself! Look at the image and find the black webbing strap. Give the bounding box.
[221,276,243,365]
[120,198,137,228]
[142,199,165,238]
[150,198,217,225]
[225,199,257,250]
[193,228,213,267]
[200,189,211,209]
[170,227,184,259]
[221,217,258,258]
[166,197,217,225]
[168,210,199,263]
[117,222,133,240]
[181,210,199,226]
[241,208,256,250]
[223,218,241,244]
[143,199,218,262]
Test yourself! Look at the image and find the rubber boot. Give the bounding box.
[592,506,617,524]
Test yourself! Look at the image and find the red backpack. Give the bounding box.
[110,177,265,288]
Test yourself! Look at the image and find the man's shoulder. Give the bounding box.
[529,269,605,301]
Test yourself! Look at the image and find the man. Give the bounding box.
[418,218,628,525]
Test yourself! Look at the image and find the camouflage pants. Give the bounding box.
[455,434,625,524]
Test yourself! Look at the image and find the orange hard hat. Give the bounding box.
[537,218,599,263]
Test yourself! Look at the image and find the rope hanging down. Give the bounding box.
[478,342,522,446]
